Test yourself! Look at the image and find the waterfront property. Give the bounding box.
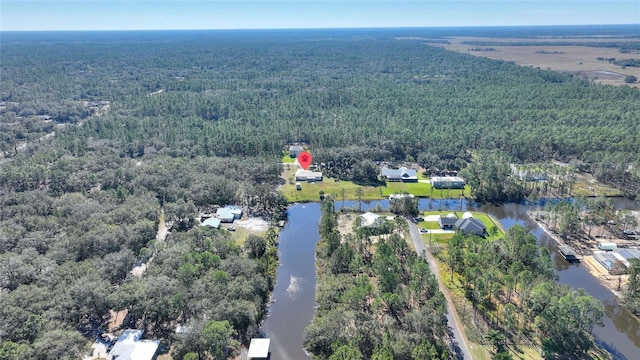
[593,251,627,275]
[558,245,580,262]
[295,169,323,182]
[381,166,418,182]
[438,213,458,230]
[431,176,466,189]
[360,212,384,228]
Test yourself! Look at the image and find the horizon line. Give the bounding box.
[2,23,639,33]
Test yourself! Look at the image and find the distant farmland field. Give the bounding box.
[432,36,640,87]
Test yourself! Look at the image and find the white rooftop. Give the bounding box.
[108,330,159,360]
[247,338,271,358]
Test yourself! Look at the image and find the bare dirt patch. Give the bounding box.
[433,37,640,87]
[234,217,270,232]
[337,213,357,235]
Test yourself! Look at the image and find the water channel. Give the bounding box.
[262,199,640,360]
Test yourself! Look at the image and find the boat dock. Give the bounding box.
[558,245,580,263]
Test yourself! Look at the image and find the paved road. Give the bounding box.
[407,220,473,360]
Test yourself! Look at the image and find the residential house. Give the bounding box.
[107,329,160,360]
[454,217,486,236]
[288,145,303,158]
[215,206,243,223]
[381,167,418,182]
[431,176,465,189]
[438,214,458,230]
[227,205,243,220]
[360,212,385,228]
[295,169,323,182]
[216,207,235,223]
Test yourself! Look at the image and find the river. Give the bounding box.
[262,199,640,360]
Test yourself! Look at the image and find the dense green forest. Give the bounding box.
[304,199,451,359]
[440,226,604,358]
[0,27,638,358]
[2,29,639,199]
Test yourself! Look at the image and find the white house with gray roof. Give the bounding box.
[381,167,418,182]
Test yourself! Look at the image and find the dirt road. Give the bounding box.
[407,220,473,360]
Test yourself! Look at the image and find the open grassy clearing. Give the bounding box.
[571,172,623,197]
[281,166,382,202]
[281,154,296,164]
[380,180,469,198]
[281,166,471,202]
[432,37,640,87]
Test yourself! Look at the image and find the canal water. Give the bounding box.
[262,199,640,360]
[261,203,320,360]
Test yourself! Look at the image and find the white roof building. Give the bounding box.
[295,169,323,182]
[107,330,159,360]
[248,338,271,359]
[360,212,384,228]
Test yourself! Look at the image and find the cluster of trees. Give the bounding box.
[0,191,278,359]
[541,197,637,239]
[625,259,640,316]
[442,226,604,358]
[305,198,451,359]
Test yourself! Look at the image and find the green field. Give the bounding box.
[381,181,460,198]
[281,152,296,164]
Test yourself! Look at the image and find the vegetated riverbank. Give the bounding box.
[304,199,453,359]
[528,210,636,300]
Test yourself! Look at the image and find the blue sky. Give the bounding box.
[1,1,638,31]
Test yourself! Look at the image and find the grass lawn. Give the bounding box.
[281,167,382,202]
[281,166,471,202]
[281,152,296,164]
[380,181,468,198]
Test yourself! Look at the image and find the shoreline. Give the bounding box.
[527,211,628,299]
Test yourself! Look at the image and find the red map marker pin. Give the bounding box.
[298,151,312,170]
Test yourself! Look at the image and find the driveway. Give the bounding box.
[406,220,473,360]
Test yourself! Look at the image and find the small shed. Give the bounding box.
[248,338,271,360]
[597,241,617,251]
